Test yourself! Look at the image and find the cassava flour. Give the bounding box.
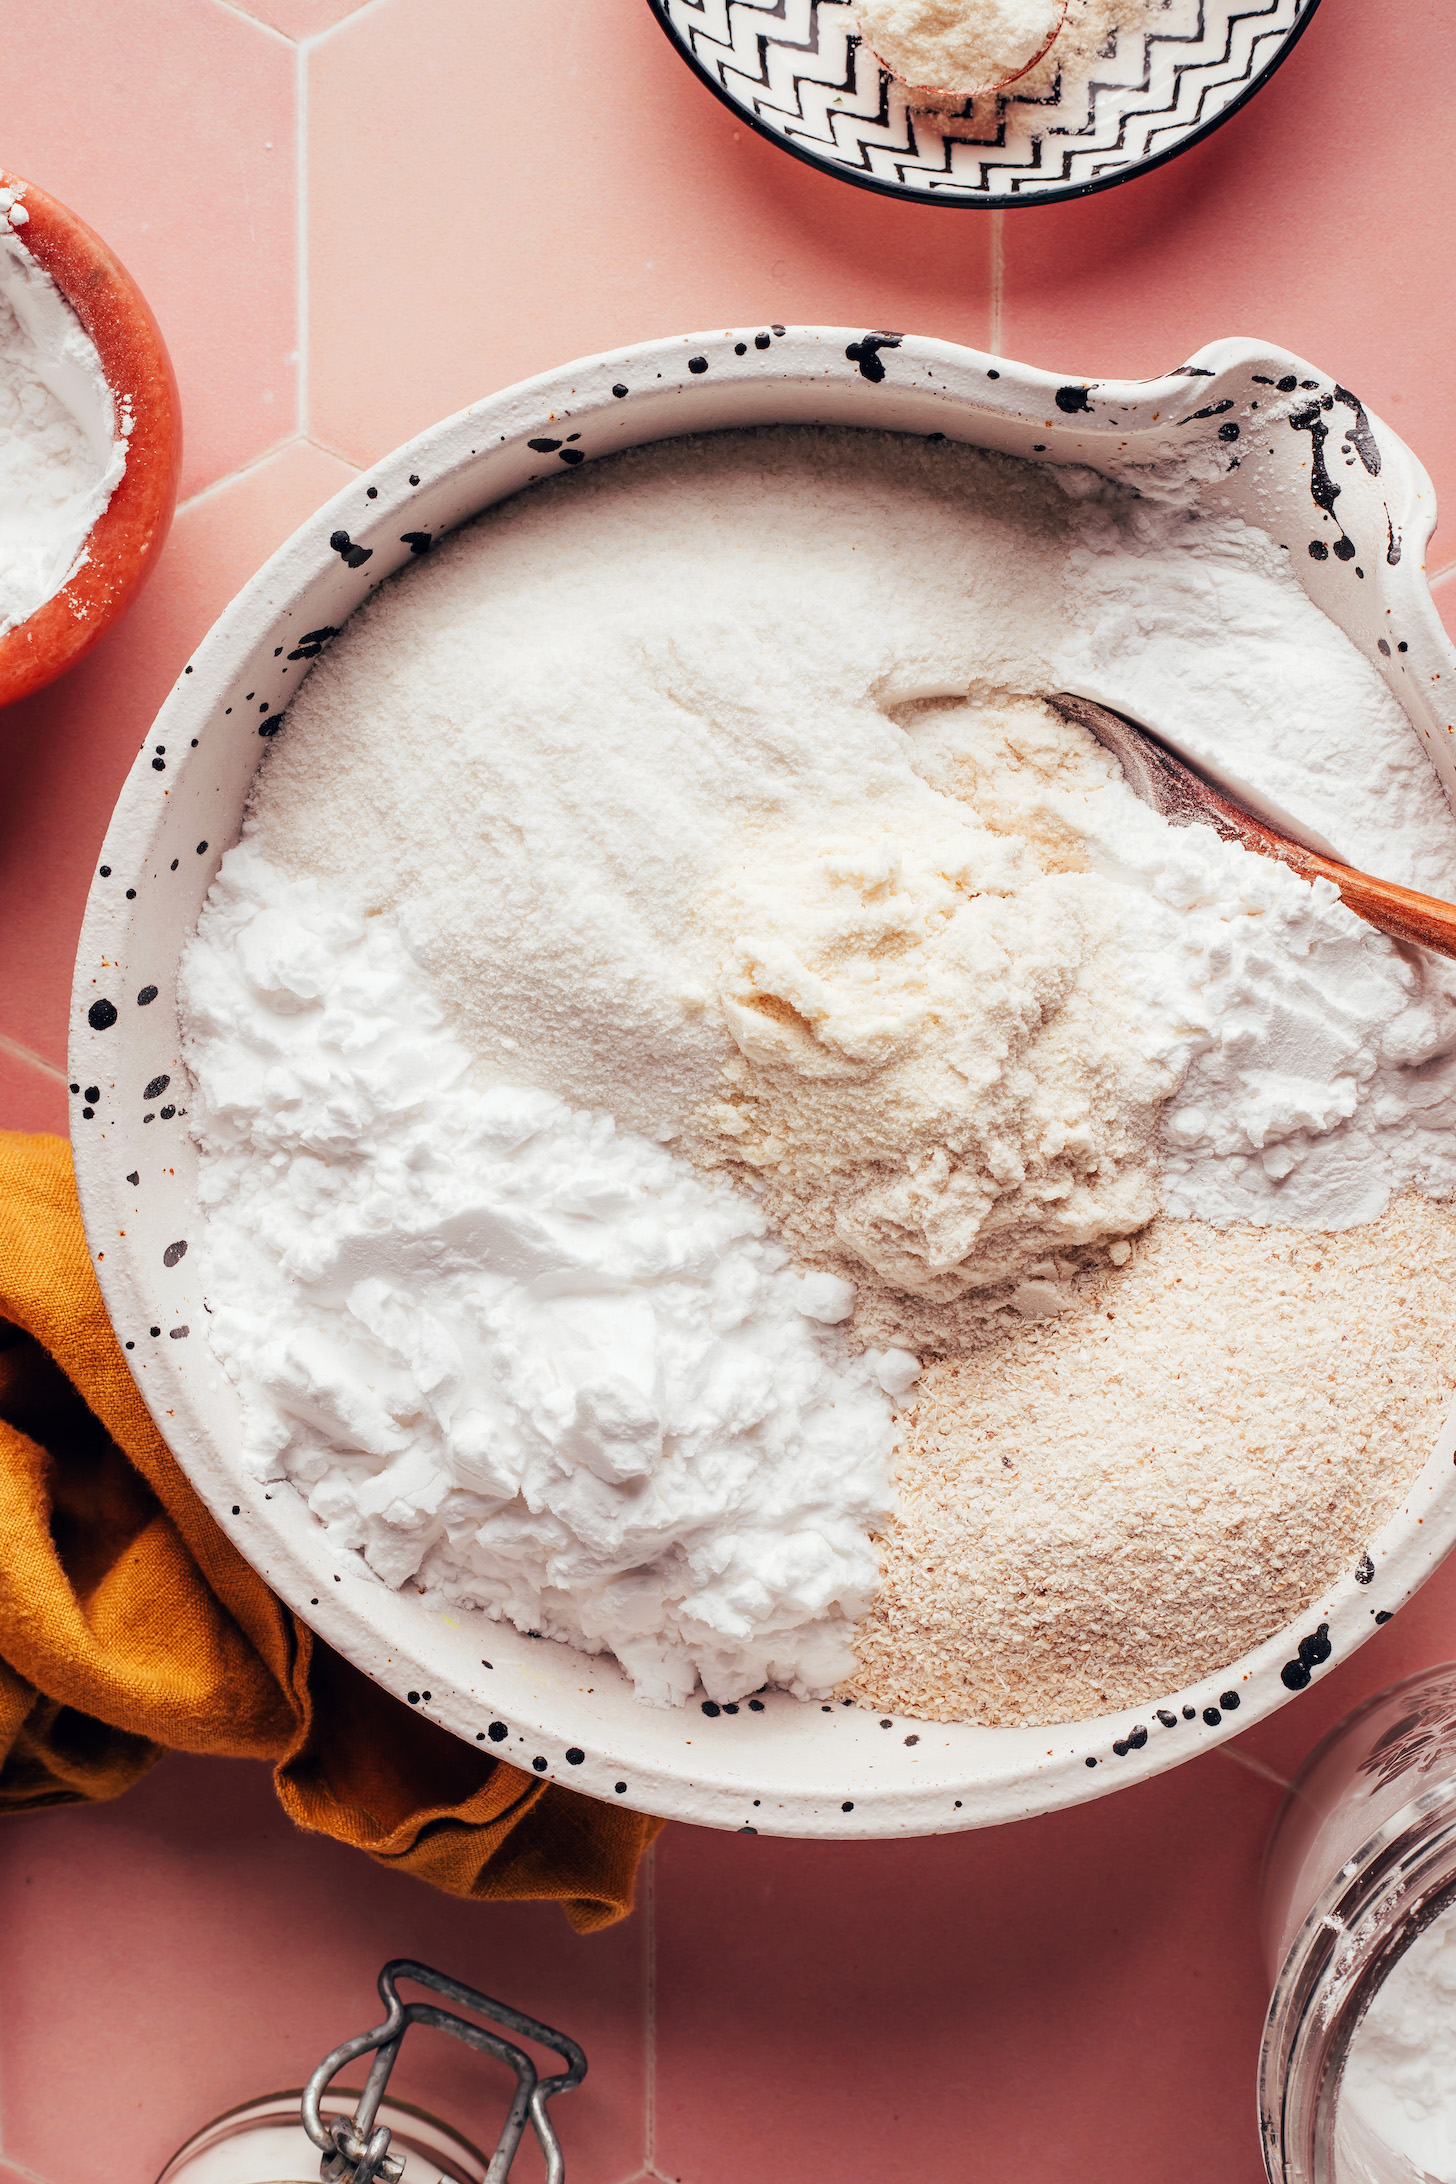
[182,425,1456,1710]
[0,209,126,635]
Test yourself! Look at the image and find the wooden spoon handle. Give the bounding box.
[1246,829,1456,963]
[1145,754,1456,963]
[1047,692,1456,965]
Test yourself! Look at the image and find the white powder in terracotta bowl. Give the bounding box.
[0,224,125,637]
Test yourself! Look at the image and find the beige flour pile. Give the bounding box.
[685,693,1183,1327]
[846,1196,1456,1726]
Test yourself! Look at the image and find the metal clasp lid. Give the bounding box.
[301,1958,587,2184]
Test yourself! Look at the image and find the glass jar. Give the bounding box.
[1260,1663,1456,2183]
[155,2091,484,2184]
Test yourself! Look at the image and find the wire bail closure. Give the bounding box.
[301,1958,587,2184]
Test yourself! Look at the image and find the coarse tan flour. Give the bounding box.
[847,1198,1456,1725]
[183,424,1456,1713]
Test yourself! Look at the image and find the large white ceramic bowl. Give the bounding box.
[69,327,1456,1838]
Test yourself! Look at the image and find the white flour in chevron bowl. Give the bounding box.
[857,0,1068,92]
[178,425,1456,1714]
[858,0,1189,126]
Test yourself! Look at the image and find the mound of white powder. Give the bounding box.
[182,840,908,1706]
[1341,1902,1456,2182]
[859,0,1195,134]
[0,219,126,635]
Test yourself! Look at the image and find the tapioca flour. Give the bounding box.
[0,214,126,636]
[181,838,911,1707]
[181,425,1456,1710]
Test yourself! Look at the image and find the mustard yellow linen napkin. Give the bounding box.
[0,1131,659,1929]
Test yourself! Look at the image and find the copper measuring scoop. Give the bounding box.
[1047,692,1456,965]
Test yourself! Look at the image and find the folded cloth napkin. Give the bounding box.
[0,1130,660,1929]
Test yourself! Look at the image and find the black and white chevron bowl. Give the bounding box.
[649,0,1323,207]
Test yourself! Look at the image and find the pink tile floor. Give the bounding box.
[4,2,1456,2176]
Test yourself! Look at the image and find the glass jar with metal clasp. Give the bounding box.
[154,1958,586,2184]
[1261,1663,1456,2183]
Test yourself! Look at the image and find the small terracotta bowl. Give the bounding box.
[0,169,181,711]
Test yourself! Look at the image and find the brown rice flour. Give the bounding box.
[846,1196,1456,1726]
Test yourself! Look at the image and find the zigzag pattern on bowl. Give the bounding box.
[655,0,1313,203]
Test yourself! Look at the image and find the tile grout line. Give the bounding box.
[0,2110,57,2184]
[1217,1741,1296,1794]
[987,209,1004,358]
[304,425,370,472]
[0,1028,67,1085]
[201,0,295,50]
[174,431,307,517]
[302,0,402,56]
[171,432,362,528]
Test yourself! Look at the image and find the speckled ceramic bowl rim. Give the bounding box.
[69,325,1456,1838]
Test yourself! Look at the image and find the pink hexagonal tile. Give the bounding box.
[0,1040,68,1138]
[997,0,1456,577]
[0,0,298,500]
[0,1755,648,2184]
[650,1552,1456,2184]
[305,0,994,468]
[654,1773,1276,2184]
[0,440,357,1075]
